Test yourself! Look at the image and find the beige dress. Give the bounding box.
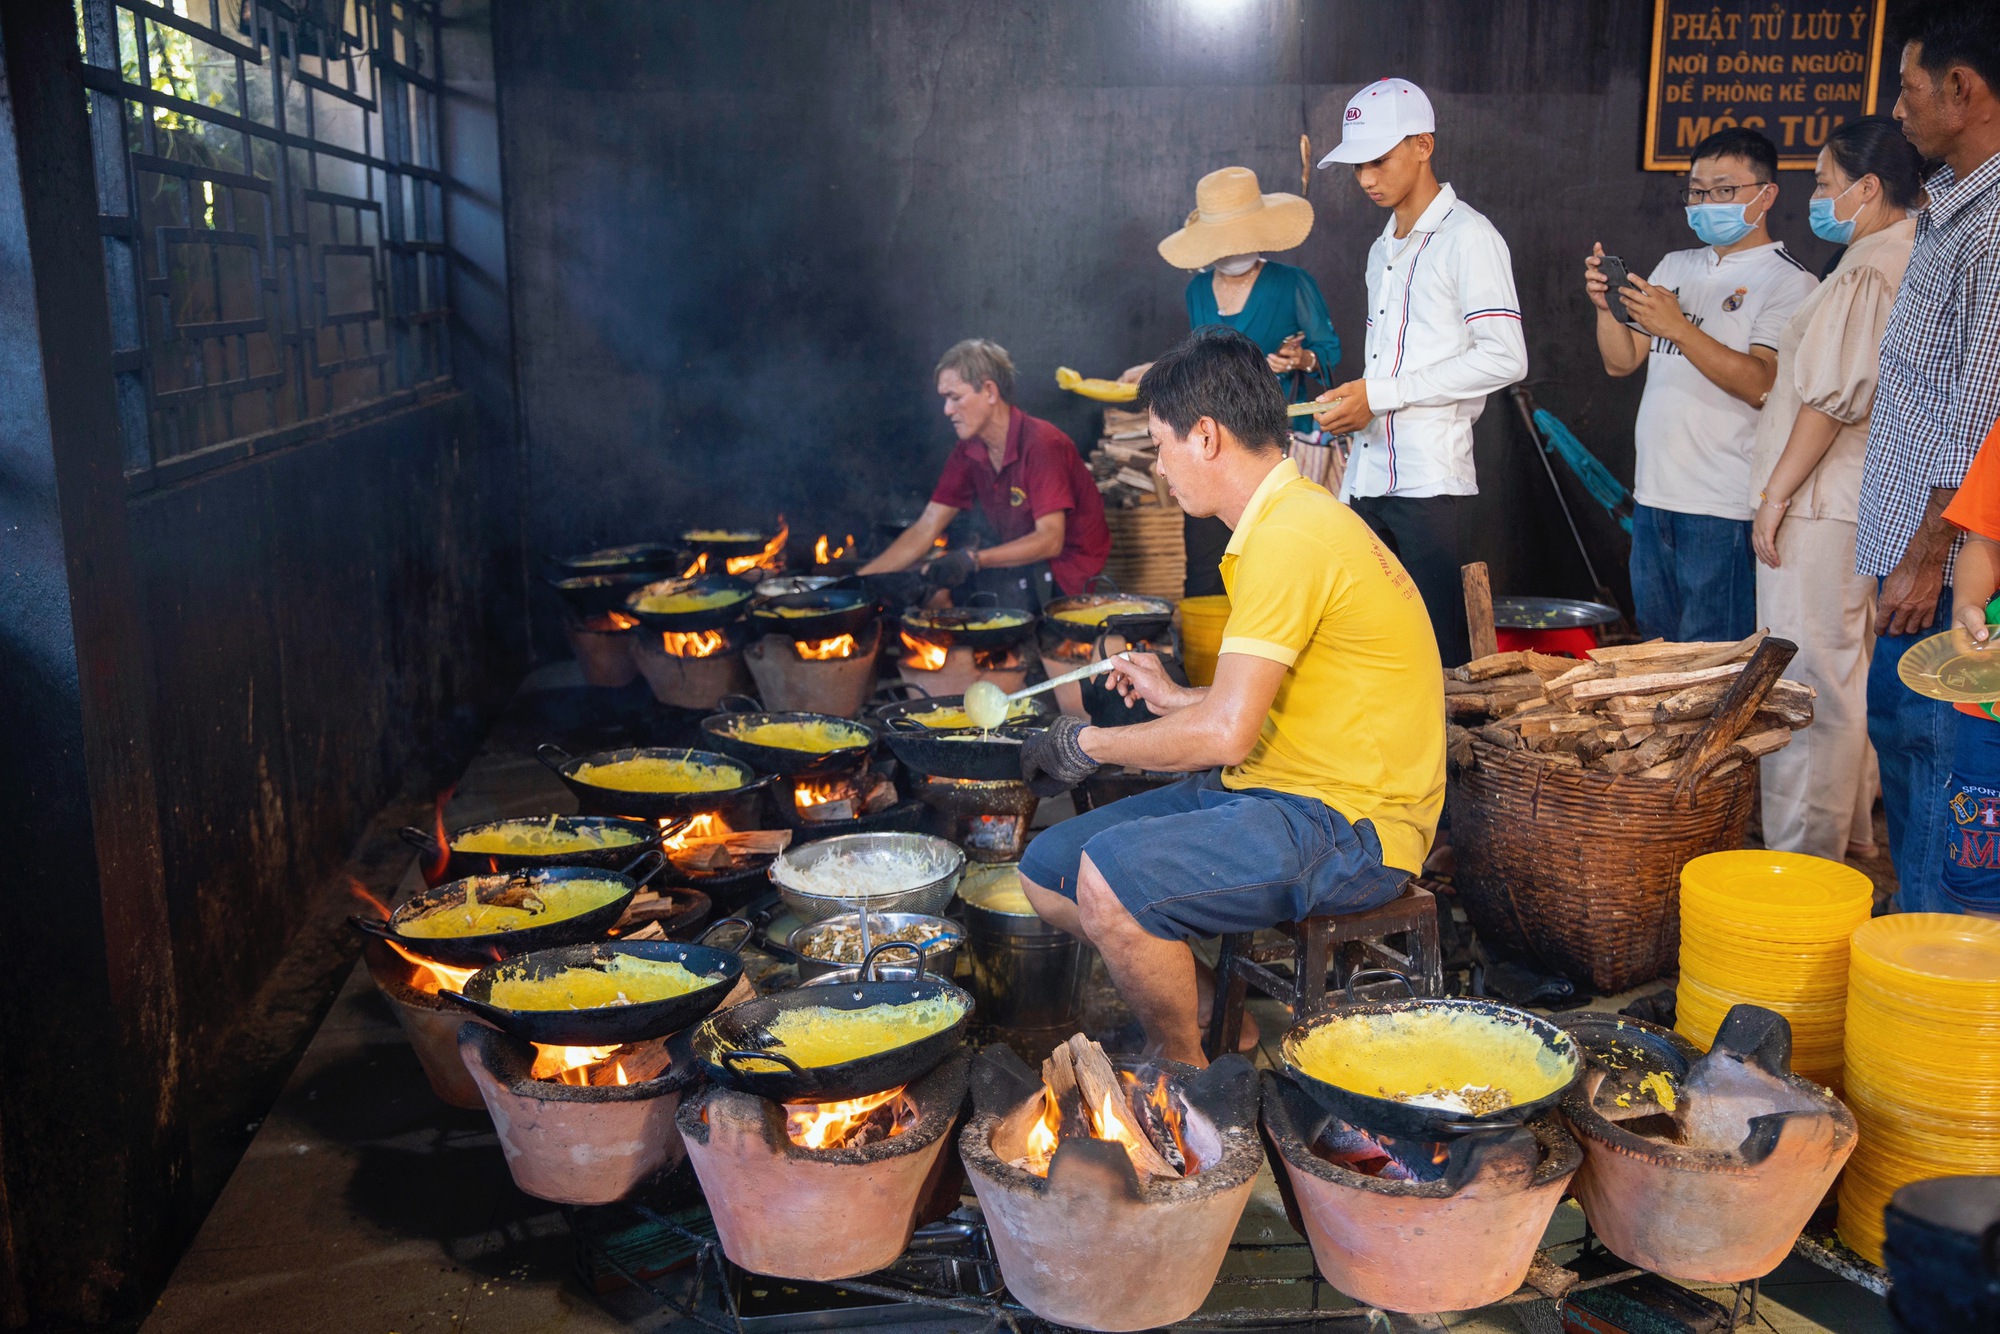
[1750,217,1915,859]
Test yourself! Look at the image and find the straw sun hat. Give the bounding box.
[1156,166,1314,271]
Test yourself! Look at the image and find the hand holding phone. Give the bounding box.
[1597,254,1643,329]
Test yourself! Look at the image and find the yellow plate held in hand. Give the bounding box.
[1055,366,1138,403]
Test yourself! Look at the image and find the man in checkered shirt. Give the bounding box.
[1858,0,2000,911]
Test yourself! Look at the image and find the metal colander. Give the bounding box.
[768,831,966,924]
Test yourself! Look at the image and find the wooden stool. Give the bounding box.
[1202,882,1444,1060]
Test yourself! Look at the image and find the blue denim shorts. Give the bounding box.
[1017,771,1409,940]
[1941,711,2000,913]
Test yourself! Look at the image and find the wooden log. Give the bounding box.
[1462,562,1498,662]
[1671,638,1799,797]
[1733,728,1793,757]
[1451,650,1531,683]
[1546,660,1617,695]
[1445,670,1539,695]
[1656,679,1734,722]
[1042,1044,1091,1142]
[1680,628,1770,671]
[1524,651,1588,679]
[1474,724,1523,750]
[1065,1035,1179,1180]
[1564,662,1747,706]
[1518,714,1602,740]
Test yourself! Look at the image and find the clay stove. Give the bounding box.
[960,1042,1263,1332]
[631,623,753,711]
[1261,1072,1582,1313]
[1562,1005,1856,1283]
[362,937,485,1109]
[678,1048,971,1282]
[459,1025,698,1206]
[563,609,642,688]
[896,628,1030,698]
[910,773,1039,862]
[745,620,881,717]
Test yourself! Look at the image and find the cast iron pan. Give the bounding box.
[1278,970,1582,1139]
[692,976,974,1102]
[682,528,780,561]
[537,743,771,822]
[871,690,1057,731]
[543,568,660,617]
[899,602,1039,651]
[439,932,746,1048]
[878,716,1046,782]
[623,574,756,632]
[547,542,686,578]
[1039,592,1175,646]
[348,853,666,969]
[400,814,665,885]
[698,698,877,776]
[748,586,879,641]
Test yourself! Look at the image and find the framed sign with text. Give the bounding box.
[1644,0,1888,171]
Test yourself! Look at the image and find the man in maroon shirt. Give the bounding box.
[861,339,1110,607]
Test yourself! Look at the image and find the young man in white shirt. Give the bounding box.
[1311,77,1528,667]
[1585,127,1817,641]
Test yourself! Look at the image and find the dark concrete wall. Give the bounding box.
[127,394,520,1054]
[494,0,1871,626]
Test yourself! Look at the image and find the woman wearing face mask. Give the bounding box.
[1123,166,1341,596]
[1749,116,1924,862]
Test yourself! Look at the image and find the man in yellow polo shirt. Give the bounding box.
[1018,326,1445,1066]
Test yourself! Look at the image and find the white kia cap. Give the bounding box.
[1318,78,1437,166]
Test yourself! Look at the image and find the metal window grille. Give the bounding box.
[72,0,449,486]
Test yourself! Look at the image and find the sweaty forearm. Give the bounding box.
[1078,694,1249,772]
[976,529,1062,569]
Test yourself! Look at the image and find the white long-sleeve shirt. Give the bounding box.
[1340,184,1529,500]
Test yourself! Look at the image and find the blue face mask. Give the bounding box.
[1809,181,1861,244]
[1685,195,1763,247]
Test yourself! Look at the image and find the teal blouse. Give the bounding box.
[1183,260,1341,400]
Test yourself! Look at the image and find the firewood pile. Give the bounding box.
[1444,631,1814,779]
[1089,408,1170,509]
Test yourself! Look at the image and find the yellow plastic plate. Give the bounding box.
[1898,626,2000,703]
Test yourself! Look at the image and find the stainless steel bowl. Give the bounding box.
[769,831,966,924]
[788,911,962,981]
[799,964,927,987]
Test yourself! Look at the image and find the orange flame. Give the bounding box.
[792,775,851,815]
[660,628,728,658]
[1142,1072,1193,1170]
[531,1042,622,1086]
[606,611,639,630]
[682,551,709,577]
[1020,1071,1187,1179]
[794,632,859,661]
[385,938,479,997]
[725,519,789,576]
[662,812,729,850]
[900,628,949,671]
[813,533,855,564]
[1022,1088,1062,1175]
[347,877,393,922]
[785,1086,913,1150]
[615,1062,629,1086]
[424,785,455,882]
[933,536,948,549]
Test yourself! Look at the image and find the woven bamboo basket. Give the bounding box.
[1445,738,1757,993]
[1103,504,1185,602]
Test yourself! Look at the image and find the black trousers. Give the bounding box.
[1350,494,1472,668]
[969,560,1055,612]
[1183,513,1230,598]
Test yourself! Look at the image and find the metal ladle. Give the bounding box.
[962,653,1131,730]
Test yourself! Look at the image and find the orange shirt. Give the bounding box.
[1943,417,2000,720]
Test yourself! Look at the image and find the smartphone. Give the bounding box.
[1599,254,1643,329]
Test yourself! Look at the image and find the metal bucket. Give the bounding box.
[958,863,1086,1029]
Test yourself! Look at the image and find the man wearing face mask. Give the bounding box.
[1585,127,1817,642]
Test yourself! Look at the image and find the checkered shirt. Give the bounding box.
[1857,151,2000,579]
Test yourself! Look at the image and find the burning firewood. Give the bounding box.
[1446,633,1814,778]
[1016,1035,1184,1181]
[664,827,792,871]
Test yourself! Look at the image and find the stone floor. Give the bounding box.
[143,666,1896,1333]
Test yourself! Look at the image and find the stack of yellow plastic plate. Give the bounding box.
[1675,851,1873,1090]
[1838,913,2000,1264]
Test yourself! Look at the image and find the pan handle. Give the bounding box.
[348,914,396,940]
[1343,968,1415,1005]
[435,989,507,1026]
[717,1049,804,1075]
[697,915,755,952]
[656,815,691,845]
[536,743,576,774]
[1441,1117,1525,1135]
[398,826,443,855]
[861,939,926,979]
[714,693,762,714]
[964,590,1001,608]
[884,715,927,733]
[872,682,926,705]
[623,849,669,889]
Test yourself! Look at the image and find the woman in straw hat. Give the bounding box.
[1125,166,1341,596]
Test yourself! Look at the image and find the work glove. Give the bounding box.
[1021,715,1100,797]
[862,570,929,609]
[924,548,978,590]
